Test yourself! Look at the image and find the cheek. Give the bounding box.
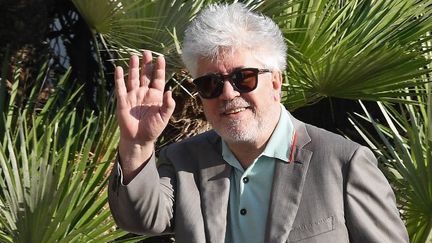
[201,100,211,111]
[201,100,218,118]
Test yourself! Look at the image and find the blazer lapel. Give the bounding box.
[264,115,313,243]
[199,133,231,243]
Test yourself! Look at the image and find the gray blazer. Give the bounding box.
[108,115,409,243]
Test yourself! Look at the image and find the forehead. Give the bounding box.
[196,49,263,76]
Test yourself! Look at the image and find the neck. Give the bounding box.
[227,140,267,169]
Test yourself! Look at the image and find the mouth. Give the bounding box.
[219,98,251,116]
[222,107,249,115]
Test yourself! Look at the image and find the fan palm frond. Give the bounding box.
[72,0,207,72]
[350,88,432,242]
[0,63,143,242]
[260,0,432,109]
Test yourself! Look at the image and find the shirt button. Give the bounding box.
[242,177,249,183]
[240,208,247,215]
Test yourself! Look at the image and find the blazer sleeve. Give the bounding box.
[345,146,409,243]
[108,150,176,235]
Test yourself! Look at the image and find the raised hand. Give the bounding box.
[115,50,175,182]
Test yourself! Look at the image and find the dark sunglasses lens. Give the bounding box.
[233,69,258,92]
[194,75,223,98]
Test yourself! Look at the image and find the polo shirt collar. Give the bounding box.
[261,104,294,163]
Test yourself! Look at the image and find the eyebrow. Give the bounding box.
[202,66,247,76]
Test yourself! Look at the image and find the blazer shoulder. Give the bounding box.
[164,130,220,153]
[302,123,365,162]
[306,123,359,147]
[158,130,222,169]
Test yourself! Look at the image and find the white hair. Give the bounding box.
[181,3,287,77]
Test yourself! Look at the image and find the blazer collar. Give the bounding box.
[265,114,313,243]
[290,114,312,150]
[199,131,231,243]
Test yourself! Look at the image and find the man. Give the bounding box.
[108,3,408,243]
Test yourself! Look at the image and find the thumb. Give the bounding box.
[160,90,176,123]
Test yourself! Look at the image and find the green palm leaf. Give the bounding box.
[72,0,207,72]
[257,0,432,109]
[0,64,144,242]
[350,89,432,242]
[73,0,432,110]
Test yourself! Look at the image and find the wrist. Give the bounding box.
[118,139,155,182]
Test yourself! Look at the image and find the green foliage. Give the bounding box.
[350,89,432,242]
[264,0,432,109]
[0,63,144,242]
[72,0,432,111]
[72,0,206,72]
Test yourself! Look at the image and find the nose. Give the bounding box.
[219,80,240,100]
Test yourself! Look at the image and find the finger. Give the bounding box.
[140,50,153,86]
[160,90,176,123]
[127,55,140,91]
[115,66,126,98]
[115,66,130,109]
[150,55,166,91]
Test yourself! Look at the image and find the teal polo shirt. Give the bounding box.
[223,104,294,243]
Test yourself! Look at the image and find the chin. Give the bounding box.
[217,127,259,144]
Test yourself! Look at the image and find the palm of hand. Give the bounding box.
[115,52,175,145]
[117,85,166,143]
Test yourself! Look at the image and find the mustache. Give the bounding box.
[219,98,251,113]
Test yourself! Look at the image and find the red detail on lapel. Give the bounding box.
[289,131,297,163]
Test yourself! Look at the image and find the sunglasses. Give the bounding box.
[193,68,272,99]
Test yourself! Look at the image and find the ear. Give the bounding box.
[271,71,283,101]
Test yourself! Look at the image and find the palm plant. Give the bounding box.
[71,0,432,110]
[350,87,432,242]
[0,61,144,242]
[71,0,207,72]
[253,0,432,109]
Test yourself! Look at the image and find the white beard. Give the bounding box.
[216,116,261,143]
[206,98,279,144]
